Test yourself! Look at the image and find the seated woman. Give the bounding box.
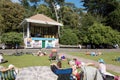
[0,64,19,80]
[73,58,95,68]
[68,60,80,80]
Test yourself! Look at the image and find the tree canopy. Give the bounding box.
[0,0,120,48]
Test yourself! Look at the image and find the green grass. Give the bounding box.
[68,52,120,66]
[1,53,120,75]
[2,54,51,68]
[2,54,70,68]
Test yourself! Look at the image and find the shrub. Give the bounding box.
[60,29,79,45]
[1,32,23,48]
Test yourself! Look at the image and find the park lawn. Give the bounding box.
[68,52,120,66]
[1,53,120,75]
[1,54,51,68]
[1,54,70,68]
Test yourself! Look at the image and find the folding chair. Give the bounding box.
[0,69,17,80]
[50,65,73,80]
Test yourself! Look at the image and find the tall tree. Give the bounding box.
[81,0,120,31]
[0,0,25,32]
[44,0,65,22]
[35,4,51,17]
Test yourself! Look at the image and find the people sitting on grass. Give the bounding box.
[0,53,8,64]
[36,49,47,56]
[32,49,47,56]
[68,59,103,80]
[85,51,102,56]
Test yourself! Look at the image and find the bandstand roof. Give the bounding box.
[21,14,63,26]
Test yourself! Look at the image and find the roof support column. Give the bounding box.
[27,22,30,38]
[58,26,60,38]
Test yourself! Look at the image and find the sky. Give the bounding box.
[65,0,83,8]
[11,0,83,8]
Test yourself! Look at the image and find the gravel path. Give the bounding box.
[15,66,57,80]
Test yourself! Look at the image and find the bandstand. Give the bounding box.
[20,14,63,48]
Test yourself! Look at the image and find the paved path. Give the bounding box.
[15,66,57,80]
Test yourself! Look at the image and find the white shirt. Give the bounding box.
[99,63,106,74]
[0,55,3,63]
[99,63,114,76]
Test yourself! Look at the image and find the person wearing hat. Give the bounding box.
[98,59,106,74]
[98,58,114,79]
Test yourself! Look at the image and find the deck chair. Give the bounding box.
[50,65,73,80]
[0,69,17,80]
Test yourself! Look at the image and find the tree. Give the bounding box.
[0,0,25,32]
[81,0,120,31]
[61,6,80,29]
[78,13,104,44]
[1,32,23,48]
[106,7,120,31]
[60,28,79,45]
[44,0,65,21]
[35,4,51,17]
[0,14,5,35]
[87,23,120,47]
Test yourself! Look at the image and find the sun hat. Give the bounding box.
[8,64,15,69]
[98,58,105,63]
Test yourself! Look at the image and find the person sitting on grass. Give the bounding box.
[0,53,8,64]
[37,49,47,56]
[49,49,59,61]
[73,58,95,68]
[32,49,47,56]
